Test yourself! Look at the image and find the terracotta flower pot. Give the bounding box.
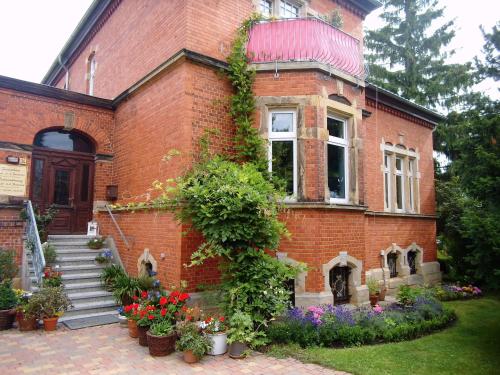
[137,325,149,346]
[43,317,59,331]
[146,331,176,356]
[183,350,199,363]
[17,313,37,331]
[369,294,379,307]
[378,287,387,301]
[229,341,248,359]
[128,319,139,338]
[0,309,16,331]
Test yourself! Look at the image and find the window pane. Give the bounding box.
[395,157,402,171]
[384,172,389,208]
[396,174,403,209]
[33,159,44,200]
[271,113,293,132]
[328,144,346,199]
[271,141,294,195]
[34,130,94,153]
[260,0,272,16]
[80,164,89,202]
[327,117,344,139]
[54,170,70,205]
[280,0,299,17]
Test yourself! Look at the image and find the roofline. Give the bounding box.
[41,0,117,86]
[0,75,114,110]
[348,0,382,15]
[365,83,445,125]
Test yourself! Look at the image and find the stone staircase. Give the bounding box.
[29,235,119,324]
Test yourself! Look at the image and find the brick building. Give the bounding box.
[0,0,442,306]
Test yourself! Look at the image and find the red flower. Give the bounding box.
[219,316,225,322]
[161,308,166,317]
[186,315,192,321]
[159,296,167,306]
[124,305,132,313]
[170,290,180,298]
[148,314,155,320]
[179,293,189,302]
[141,291,148,299]
[168,296,177,304]
[181,306,188,312]
[132,295,138,301]
[205,317,212,323]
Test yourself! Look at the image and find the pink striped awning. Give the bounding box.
[247,18,363,78]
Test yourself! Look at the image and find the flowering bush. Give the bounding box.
[268,298,455,347]
[95,250,113,264]
[432,284,482,301]
[42,270,62,288]
[201,316,227,334]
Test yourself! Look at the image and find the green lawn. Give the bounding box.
[268,296,500,375]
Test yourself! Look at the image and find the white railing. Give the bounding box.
[105,205,131,249]
[24,200,45,286]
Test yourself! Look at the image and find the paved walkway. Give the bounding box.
[0,323,347,375]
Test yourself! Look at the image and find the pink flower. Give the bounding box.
[373,304,383,314]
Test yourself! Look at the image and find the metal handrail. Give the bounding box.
[105,205,131,249]
[24,200,45,286]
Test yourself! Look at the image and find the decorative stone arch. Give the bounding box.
[404,242,424,276]
[137,248,157,277]
[276,252,307,294]
[322,251,366,304]
[383,243,409,278]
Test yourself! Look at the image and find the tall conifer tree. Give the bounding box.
[365,0,473,108]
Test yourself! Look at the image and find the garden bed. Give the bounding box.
[267,296,456,348]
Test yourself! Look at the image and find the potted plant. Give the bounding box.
[29,286,71,331]
[95,250,113,264]
[42,242,57,273]
[0,249,18,282]
[123,302,140,338]
[87,237,106,250]
[42,270,63,288]
[367,277,380,306]
[147,320,176,356]
[112,274,142,306]
[176,322,212,363]
[227,311,255,359]
[100,264,126,291]
[201,315,228,355]
[0,281,17,330]
[136,303,155,346]
[15,290,38,331]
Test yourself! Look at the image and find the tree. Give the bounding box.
[365,0,473,108]
[476,22,500,82]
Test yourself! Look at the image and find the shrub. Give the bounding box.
[0,250,18,282]
[176,322,212,357]
[0,282,18,310]
[100,264,126,289]
[149,320,174,337]
[111,274,142,305]
[42,242,57,265]
[29,287,71,318]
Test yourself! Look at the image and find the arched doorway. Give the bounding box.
[31,128,95,234]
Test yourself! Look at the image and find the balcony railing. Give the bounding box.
[247,18,364,79]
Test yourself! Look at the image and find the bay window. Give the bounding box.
[268,109,297,198]
[327,115,348,203]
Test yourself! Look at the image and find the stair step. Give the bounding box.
[58,264,107,275]
[64,281,106,293]
[48,235,92,240]
[67,291,115,303]
[55,249,104,257]
[62,272,102,285]
[59,310,119,323]
[64,300,118,318]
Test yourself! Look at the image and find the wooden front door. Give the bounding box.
[30,148,94,234]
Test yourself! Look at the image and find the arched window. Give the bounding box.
[407,250,418,275]
[34,129,94,153]
[87,52,96,95]
[387,252,399,278]
[330,265,351,304]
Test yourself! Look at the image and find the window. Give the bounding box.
[34,129,94,153]
[280,0,299,17]
[382,145,419,213]
[327,116,348,203]
[268,110,297,198]
[260,0,272,16]
[387,252,398,278]
[87,52,96,95]
[407,250,417,275]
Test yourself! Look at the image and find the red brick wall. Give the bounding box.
[0,208,24,266]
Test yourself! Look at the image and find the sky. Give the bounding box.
[0,0,498,97]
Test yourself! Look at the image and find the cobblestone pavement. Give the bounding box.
[0,323,349,375]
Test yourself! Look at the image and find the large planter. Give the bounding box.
[128,319,139,338]
[146,331,176,357]
[137,325,149,346]
[206,332,228,355]
[369,294,379,307]
[183,350,199,363]
[43,317,59,331]
[17,313,37,331]
[0,309,16,330]
[379,287,387,301]
[229,341,248,359]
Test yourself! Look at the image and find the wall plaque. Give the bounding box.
[0,164,27,197]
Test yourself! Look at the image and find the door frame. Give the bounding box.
[30,146,95,234]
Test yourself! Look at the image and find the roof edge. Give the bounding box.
[365,83,445,125]
[0,75,114,110]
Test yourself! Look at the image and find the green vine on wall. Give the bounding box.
[226,14,268,173]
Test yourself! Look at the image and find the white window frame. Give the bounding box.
[257,0,302,18]
[381,143,419,213]
[327,115,349,204]
[260,0,273,16]
[280,0,300,18]
[268,109,298,200]
[383,153,391,210]
[394,156,405,212]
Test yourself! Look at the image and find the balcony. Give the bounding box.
[247,18,364,79]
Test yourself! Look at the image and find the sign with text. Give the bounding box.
[0,164,27,197]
